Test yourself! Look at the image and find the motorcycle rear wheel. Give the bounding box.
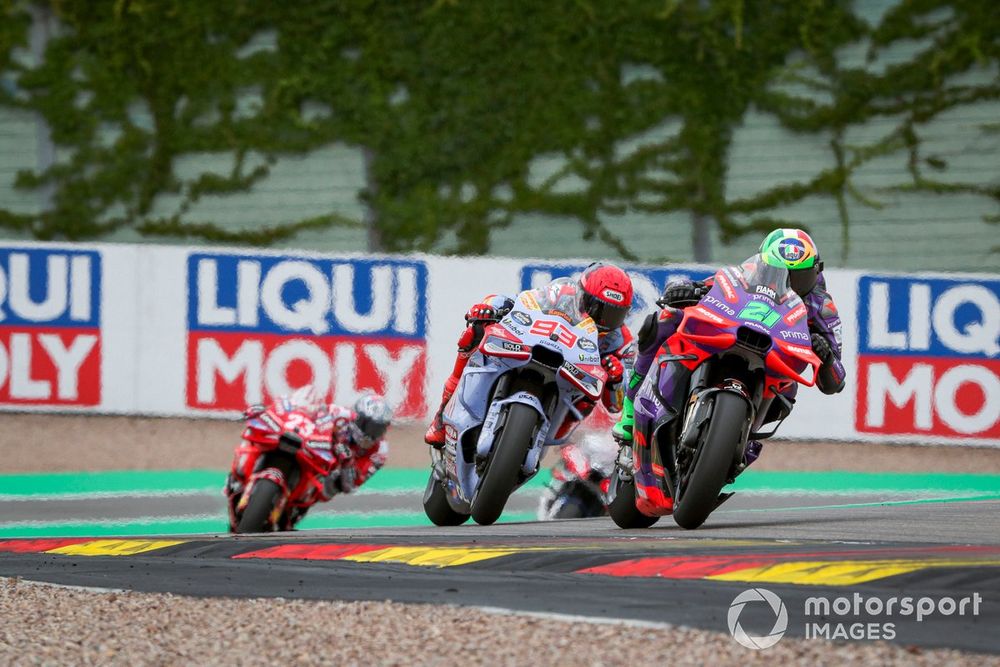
[235,478,282,533]
[607,467,659,529]
[423,474,471,526]
[470,402,538,526]
[672,391,748,530]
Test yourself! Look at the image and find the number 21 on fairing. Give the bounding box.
[738,302,781,328]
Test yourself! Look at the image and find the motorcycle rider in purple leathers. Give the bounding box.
[611,229,846,510]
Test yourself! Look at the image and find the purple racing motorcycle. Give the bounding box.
[608,255,822,529]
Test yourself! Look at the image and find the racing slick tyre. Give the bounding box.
[552,484,605,519]
[235,478,282,533]
[553,500,585,519]
[471,402,538,526]
[423,474,471,526]
[607,467,659,529]
[672,391,748,530]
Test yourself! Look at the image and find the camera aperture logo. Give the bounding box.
[728,589,984,648]
[727,588,788,650]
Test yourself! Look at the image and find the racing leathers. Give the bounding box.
[324,403,389,496]
[424,286,636,447]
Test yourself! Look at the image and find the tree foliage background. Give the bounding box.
[0,0,996,261]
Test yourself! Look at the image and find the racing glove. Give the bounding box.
[601,355,624,386]
[811,331,846,395]
[658,281,708,308]
[810,332,833,364]
[333,441,353,463]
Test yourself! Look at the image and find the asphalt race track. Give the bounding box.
[1,493,998,654]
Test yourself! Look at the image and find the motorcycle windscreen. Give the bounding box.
[526,277,591,326]
[736,254,799,306]
[286,384,326,416]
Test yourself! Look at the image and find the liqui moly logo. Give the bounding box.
[856,276,999,440]
[0,248,101,406]
[187,253,428,417]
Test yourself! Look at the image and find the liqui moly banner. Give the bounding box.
[0,247,101,406]
[186,253,428,418]
[0,240,996,447]
[856,275,1000,442]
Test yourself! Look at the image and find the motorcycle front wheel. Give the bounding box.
[470,402,538,526]
[235,478,282,533]
[672,391,748,530]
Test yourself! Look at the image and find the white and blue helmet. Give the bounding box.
[350,393,393,449]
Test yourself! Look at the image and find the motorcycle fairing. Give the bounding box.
[437,284,606,516]
[631,256,821,518]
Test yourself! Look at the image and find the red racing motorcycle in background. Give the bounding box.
[538,433,616,520]
[225,388,350,533]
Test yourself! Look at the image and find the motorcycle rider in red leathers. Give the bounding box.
[227,389,392,530]
[424,262,637,448]
[324,393,392,496]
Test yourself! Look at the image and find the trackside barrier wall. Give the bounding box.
[0,241,996,448]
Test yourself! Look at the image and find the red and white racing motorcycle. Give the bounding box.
[538,433,617,520]
[225,387,351,533]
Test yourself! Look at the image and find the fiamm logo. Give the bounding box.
[0,248,101,406]
[856,275,999,439]
[186,253,428,417]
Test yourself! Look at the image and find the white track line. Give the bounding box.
[472,605,677,630]
[5,577,130,595]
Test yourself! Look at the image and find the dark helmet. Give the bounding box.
[578,262,634,331]
[759,228,824,297]
[350,393,392,450]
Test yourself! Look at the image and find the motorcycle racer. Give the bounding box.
[226,387,392,530]
[323,392,393,496]
[424,261,637,447]
[612,229,846,480]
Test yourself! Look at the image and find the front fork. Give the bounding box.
[624,369,755,516]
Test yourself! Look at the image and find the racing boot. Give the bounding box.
[611,395,636,443]
[424,399,449,448]
[727,440,764,484]
[424,379,459,448]
[744,440,763,467]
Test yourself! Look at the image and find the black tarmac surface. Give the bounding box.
[1,496,999,654]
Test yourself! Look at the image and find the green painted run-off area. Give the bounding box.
[1,469,998,538]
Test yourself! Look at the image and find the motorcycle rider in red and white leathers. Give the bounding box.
[227,389,392,530]
[424,262,637,448]
[612,229,846,515]
[324,393,392,496]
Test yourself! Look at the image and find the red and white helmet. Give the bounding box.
[578,262,633,331]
